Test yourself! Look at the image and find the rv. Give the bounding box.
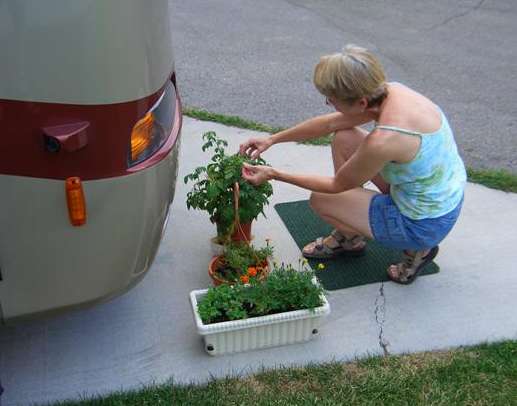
[0,0,182,322]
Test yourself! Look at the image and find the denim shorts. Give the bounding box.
[369,193,464,251]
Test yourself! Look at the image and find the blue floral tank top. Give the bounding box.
[375,108,466,220]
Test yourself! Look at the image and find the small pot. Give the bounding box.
[215,221,254,242]
[208,255,270,286]
[231,222,253,243]
[210,236,225,257]
[211,221,254,256]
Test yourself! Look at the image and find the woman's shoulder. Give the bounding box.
[378,84,442,134]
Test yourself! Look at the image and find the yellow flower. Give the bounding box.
[317,263,325,270]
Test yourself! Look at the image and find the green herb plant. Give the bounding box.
[184,131,274,242]
[197,262,325,324]
[216,241,273,283]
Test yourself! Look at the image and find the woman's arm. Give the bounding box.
[242,133,390,193]
[239,112,354,158]
[270,112,355,144]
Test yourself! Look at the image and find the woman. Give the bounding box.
[240,44,466,285]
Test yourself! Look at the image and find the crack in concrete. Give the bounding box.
[426,0,486,31]
[374,282,390,356]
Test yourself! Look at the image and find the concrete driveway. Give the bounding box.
[2,1,517,404]
[170,0,517,172]
[1,118,516,405]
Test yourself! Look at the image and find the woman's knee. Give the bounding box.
[331,127,368,158]
[309,191,337,215]
[309,192,326,212]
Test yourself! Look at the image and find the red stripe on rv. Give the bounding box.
[0,80,180,180]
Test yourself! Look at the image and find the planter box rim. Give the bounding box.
[190,288,330,335]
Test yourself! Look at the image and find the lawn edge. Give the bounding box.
[184,107,517,193]
[54,340,517,405]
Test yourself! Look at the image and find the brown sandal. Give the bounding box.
[302,229,366,259]
[387,246,439,285]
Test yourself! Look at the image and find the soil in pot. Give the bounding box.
[208,255,269,286]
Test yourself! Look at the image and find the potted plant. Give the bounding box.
[208,240,273,286]
[189,263,331,355]
[184,131,273,253]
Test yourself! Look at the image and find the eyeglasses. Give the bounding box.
[325,97,332,106]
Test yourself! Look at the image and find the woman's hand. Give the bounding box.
[241,162,275,185]
[239,137,273,159]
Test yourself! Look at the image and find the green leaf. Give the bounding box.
[184,131,274,232]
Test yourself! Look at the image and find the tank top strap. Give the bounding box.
[374,125,423,137]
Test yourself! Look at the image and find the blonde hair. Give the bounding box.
[313,44,387,107]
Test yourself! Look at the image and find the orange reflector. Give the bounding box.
[131,112,154,161]
[65,177,87,226]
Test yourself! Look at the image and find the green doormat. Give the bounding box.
[275,200,439,290]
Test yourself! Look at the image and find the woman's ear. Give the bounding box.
[358,97,368,111]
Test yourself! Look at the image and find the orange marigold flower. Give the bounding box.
[247,267,257,277]
[240,275,250,284]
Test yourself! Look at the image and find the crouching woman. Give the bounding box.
[240,45,466,284]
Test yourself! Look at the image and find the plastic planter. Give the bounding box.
[189,289,330,356]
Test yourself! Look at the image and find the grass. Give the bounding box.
[55,340,517,405]
[183,107,333,146]
[466,167,517,193]
[184,107,517,193]
[183,107,285,134]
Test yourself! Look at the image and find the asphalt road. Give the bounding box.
[170,0,517,172]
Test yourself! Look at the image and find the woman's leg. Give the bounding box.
[309,187,377,239]
[331,127,389,194]
[303,127,388,257]
[311,128,437,282]
[316,127,390,238]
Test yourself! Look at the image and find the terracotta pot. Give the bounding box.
[231,222,253,242]
[212,221,253,255]
[208,255,270,286]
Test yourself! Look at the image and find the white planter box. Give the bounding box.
[189,289,331,356]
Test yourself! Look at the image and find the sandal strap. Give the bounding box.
[330,229,346,243]
[330,229,365,247]
[396,250,428,280]
[349,235,365,245]
[402,250,425,269]
[389,247,439,284]
[311,236,338,255]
